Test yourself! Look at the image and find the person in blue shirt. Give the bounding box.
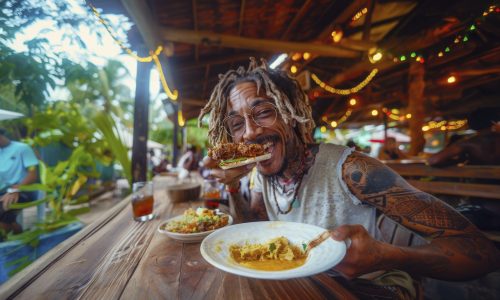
[0,128,39,236]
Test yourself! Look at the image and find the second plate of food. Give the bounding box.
[158,208,233,243]
[200,221,346,279]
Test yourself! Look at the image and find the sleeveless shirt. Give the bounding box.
[253,143,379,238]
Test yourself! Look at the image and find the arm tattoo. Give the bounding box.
[342,152,473,237]
[342,152,500,274]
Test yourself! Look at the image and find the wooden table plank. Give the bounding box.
[1,175,357,300]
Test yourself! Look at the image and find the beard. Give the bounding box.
[254,133,303,179]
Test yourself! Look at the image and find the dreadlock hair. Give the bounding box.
[198,58,315,146]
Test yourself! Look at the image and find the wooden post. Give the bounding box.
[408,62,426,156]
[172,103,179,167]
[131,45,151,183]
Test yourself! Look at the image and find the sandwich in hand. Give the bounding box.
[208,143,271,169]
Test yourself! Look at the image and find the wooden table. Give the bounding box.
[0,175,356,300]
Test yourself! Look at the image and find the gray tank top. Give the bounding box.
[253,143,378,238]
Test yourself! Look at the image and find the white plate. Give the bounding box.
[158,214,233,243]
[200,221,346,280]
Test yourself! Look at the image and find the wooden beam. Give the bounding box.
[160,27,360,58]
[281,0,313,40]
[175,52,259,72]
[192,0,199,62]
[238,0,246,36]
[182,98,207,107]
[318,0,370,39]
[202,65,211,99]
[362,0,376,41]
[120,0,173,55]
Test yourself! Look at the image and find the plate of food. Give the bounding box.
[208,142,271,170]
[158,208,233,243]
[200,221,346,280]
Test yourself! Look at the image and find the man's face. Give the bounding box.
[226,82,296,176]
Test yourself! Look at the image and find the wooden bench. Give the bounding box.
[384,162,500,242]
[385,163,500,200]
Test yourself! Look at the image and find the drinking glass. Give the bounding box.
[131,181,155,221]
[201,179,226,209]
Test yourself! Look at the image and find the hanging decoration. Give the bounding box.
[87,2,179,100]
[422,120,467,132]
[390,4,498,65]
[311,69,378,95]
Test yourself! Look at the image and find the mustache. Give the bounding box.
[247,135,280,145]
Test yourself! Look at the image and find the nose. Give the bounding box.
[242,115,262,142]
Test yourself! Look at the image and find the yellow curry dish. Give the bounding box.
[161,208,229,233]
[229,236,307,271]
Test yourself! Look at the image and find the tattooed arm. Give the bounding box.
[335,151,500,280]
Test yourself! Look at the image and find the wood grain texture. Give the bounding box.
[1,175,356,300]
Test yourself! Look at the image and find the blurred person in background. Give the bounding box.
[378,137,408,160]
[0,128,39,237]
[428,108,500,167]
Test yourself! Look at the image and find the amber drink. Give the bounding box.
[131,181,155,221]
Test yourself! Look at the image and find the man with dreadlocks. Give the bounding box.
[199,58,499,299]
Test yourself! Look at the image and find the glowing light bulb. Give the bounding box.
[406,113,412,119]
[422,125,430,132]
[331,121,338,128]
[349,98,357,106]
[320,126,327,133]
[290,65,298,74]
[371,109,379,116]
[447,75,456,84]
[303,52,311,60]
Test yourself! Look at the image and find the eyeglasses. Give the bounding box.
[223,102,278,138]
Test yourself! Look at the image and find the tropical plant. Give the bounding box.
[14,146,98,229]
[92,111,132,188]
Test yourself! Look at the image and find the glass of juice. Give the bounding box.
[202,179,224,209]
[131,181,155,221]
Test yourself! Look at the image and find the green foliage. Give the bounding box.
[92,112,132,188]
[186,119,209,149]
[17,147,96,229]
[24,101,113,165]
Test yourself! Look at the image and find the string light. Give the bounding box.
[349,98,357,106]
[303,52,311,60]
[421,120,467,131]
[447,75,457,84]
[291,53,302,61]
[88,2,178,100]
[391,4,498,64]
[290,65,298,74]
[178,110,185,126]
[320,126,327,133]
[331,29,343,43]
[330,121,338,128]
[371,109,379,116]
[352,7,368,22]
[311,69,378,95]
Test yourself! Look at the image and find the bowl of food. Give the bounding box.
[165,181,201,203]
[158,208,233,243]
[200,221,346,279]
